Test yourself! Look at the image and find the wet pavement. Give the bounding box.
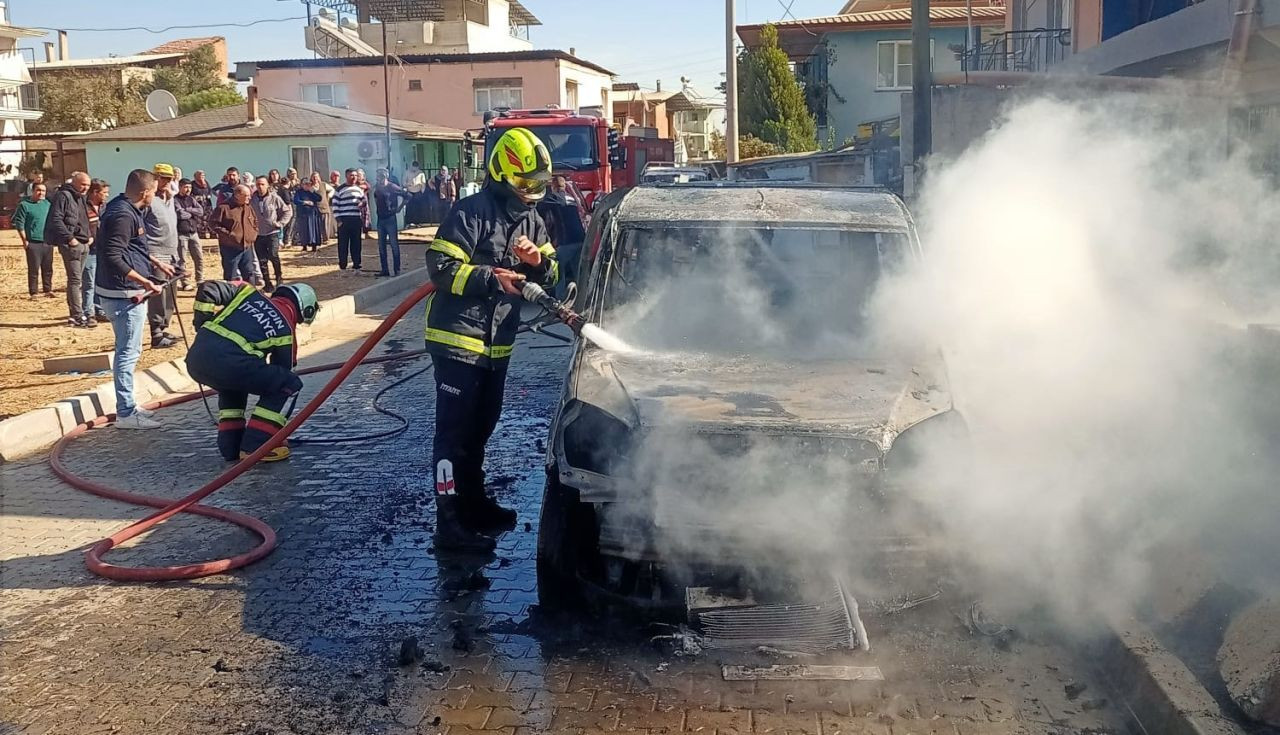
[1,299,1131,735]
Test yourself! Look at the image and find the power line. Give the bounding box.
[27,17,306,34]
[776,0,819,36]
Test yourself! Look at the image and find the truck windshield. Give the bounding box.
[600,226,907,357]
[488,125,599,171]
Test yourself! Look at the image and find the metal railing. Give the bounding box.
[961,28,1072,73]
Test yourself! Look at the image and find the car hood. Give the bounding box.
[573,349,952,450]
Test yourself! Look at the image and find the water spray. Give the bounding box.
[519,281,636,353]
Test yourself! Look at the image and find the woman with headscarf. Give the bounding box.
[355,168,372,230]
[294,175,325,253]
[280,167,301,248]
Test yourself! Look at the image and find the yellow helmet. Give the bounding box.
[487,127,551,202]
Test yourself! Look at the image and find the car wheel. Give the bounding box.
[536,472,587,609]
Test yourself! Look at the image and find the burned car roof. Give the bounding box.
[614,184,911,232]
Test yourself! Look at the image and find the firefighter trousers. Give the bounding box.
[431,354,509,500]
[187,343,302,460]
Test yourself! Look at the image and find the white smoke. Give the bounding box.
[871,93,1280,624]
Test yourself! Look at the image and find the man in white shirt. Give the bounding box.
[404,160,429,226]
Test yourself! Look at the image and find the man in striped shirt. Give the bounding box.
[331,168,369,271]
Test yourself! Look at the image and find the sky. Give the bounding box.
[10,0,837,97]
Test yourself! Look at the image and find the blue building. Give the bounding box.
[738,2,1006,146]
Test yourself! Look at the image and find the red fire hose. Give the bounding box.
[50,281,436,582]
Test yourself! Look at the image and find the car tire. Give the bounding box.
[536,472,587,610]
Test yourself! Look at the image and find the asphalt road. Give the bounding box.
[0,302,1129,735]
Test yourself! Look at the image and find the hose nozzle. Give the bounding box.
[520,281,585,333]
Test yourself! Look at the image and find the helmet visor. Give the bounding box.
[510,172,548,200]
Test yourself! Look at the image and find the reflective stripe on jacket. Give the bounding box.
[191,280,297,366]
[423,185,557,368]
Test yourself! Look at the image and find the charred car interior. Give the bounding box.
[538,183,960,615]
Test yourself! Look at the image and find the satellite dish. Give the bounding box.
[145,89,179,121]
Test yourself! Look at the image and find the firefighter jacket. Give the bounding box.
[191,281,299,368]
[424,185,558,368]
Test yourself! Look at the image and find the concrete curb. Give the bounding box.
[1099,616,1247,735]
[0,267,426,464]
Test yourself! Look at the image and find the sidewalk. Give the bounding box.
[0,267,428,462]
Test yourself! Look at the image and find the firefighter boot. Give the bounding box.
[458,467,517,532]
[217,425,245,461]
[434,496,497,554]
[241,443,291,462]
[460,491,518,532]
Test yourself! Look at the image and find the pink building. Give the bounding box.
[238,50,615,134]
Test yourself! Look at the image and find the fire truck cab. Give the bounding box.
[467,107,626,209]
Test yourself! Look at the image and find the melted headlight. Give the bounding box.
[562,401,634,476]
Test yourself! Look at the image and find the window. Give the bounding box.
[474,86,523,114]
[408,79,423,92]
[290,146,330,177]
[565,80,579,110]
[875,40,934,90]
[301,83,349,108]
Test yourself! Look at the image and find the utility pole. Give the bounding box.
[382,19,393,175]
[910,0,932,190]
[725,0,740,175]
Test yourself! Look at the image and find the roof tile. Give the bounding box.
[78,98,463,142]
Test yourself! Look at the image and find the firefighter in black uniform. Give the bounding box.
[425,127,559,553]
[186,281,320,462]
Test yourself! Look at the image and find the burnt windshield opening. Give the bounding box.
[600,225,906,357]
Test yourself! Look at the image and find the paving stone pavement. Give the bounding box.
[1,300,1131,735]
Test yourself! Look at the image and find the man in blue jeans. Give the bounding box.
[81,179,110,322]
[372,168,409,277]
[211,184,258,281]
[95,169,172,430]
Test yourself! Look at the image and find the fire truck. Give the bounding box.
[464,107,671,208]
[464,108,621,209]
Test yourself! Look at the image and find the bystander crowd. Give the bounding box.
[294,175,325,253]
[211,184,257,282]
[281,167,301,248]
[404,160,428,226]
[82,179,110,323]
[372,168,409,277]
[13,181,52,300]
[332,168,369,272]
[250,175,292,290]
[174,177,205,290]
[144,163,181,348]
[214,167,239,206]
[96,168,171,430]
[23,170,44,199]
[44,171,94,327]
[428,165,457,223]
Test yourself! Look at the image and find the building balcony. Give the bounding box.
[960,28,1073,72]
[0,86,40,121]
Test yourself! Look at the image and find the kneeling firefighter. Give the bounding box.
[185,280,320,461]
[425,127,559,553]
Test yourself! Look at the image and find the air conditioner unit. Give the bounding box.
[356,138,385,160]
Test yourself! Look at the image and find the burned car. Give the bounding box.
[538,183,959,610]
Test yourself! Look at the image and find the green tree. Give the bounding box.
[710,130,783,161]
[149,45,223,98]
[29,71,148,133]
[179,85,244,115]
[738,24,818,153]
